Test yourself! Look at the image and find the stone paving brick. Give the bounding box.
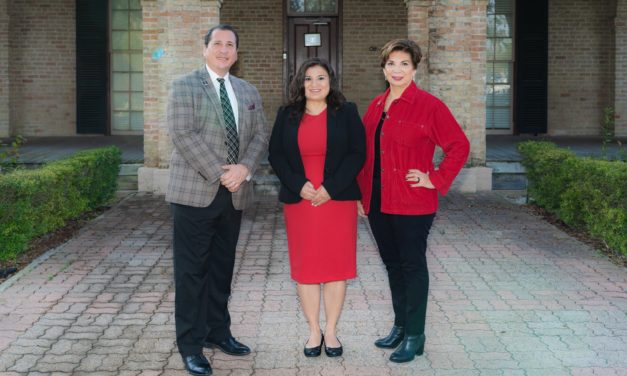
[96,354,126,371]
[0,193,626,375]
[9,354,44,373]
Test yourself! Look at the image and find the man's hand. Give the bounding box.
[300,181,317,201]
[311,185,331,207]
[220,164,250,192]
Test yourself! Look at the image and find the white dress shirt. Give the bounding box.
[206,65,239,131]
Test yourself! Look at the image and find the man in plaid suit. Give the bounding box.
[166,24,268,376]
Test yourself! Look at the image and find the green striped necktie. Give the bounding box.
[217,77,239,165]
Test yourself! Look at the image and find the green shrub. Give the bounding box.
[518,141,627,255]
[0,135,26,173]
[0,147,122,261]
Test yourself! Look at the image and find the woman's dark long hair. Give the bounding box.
[286,57,346,117]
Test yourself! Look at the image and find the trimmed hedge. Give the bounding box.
[518,141,626,255]
[0,147,122,261]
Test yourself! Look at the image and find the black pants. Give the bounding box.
[171,186,242,357]
[367,181,435,336]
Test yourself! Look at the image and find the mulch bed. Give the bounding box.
[0,206,111,284]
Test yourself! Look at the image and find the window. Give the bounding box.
[111,0,143,133]
[486,0,514,131]
[288,0,338,15]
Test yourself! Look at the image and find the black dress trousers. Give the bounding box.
[368,181,435,336]
[171,186,242,357]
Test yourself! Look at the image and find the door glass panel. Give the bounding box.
[130,112,144,131]
[305,0,320,11]
[112,11,129,29]
[113,92,129,111]
[487,0,495,14]
[130,53,143,72]
[112,0,128,10]
[486,0,514,131]
[486,39,495,58]
[494,38,512,60]
[131,73,143,91]
[112,111,130,129]
[495,15,512,37]
[493,62,511,83]
[289,0,337,14]
[111,2,143,133]
[495,0,514,13]
[487,16,495,37]
[492,108,511,129]
[130,11,142,29]
[112,73,129,91]
[130,31,143,50]
[112,31,129,49]
[290,0,305,12]
[493,85,511,106]
[112,53,130,71]
[131,93,144,111]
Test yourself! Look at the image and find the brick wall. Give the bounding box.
[0,0,8,137]
[220,0,284,126]
[9,0,75,136]
[548,0,615,136]
[616,0,627,137]
[342,0,407,115]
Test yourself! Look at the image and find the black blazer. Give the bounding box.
[268,102,366,204]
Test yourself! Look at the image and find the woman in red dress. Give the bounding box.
[268,58,365,357]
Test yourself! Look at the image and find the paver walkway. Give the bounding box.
[0,192,625,376]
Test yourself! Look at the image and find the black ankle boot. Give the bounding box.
[374,325,404,349]
[389,334,425,363]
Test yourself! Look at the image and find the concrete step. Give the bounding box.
[117,163,142,191]
[487,161,528,190]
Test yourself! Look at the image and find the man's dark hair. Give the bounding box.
[204,24,239,48]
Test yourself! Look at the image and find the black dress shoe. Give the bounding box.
[204,336,251,356]
[389,334,425,363]
[374,325,405,349]
[304,333,324,357]
[182,354,212,375]
[324,338,343,357]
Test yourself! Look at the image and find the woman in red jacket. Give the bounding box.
[357,39,470,363]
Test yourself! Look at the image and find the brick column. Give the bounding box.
[140,0,222,192]
[615,0,627,137]
[0,0,9,138]
[405,0,430,91]
[420,0,488,167]
[405,0,490,190]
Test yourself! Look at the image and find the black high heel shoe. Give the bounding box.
[374,325,404,349]
[324,337,343,357]
[389,334,425,363]
[304,333,324,357]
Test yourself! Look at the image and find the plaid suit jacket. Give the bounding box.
[165,68,269,209]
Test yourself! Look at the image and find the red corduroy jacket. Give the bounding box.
[357,82,470,215]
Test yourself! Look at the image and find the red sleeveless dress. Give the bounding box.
[283,109,357,284]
